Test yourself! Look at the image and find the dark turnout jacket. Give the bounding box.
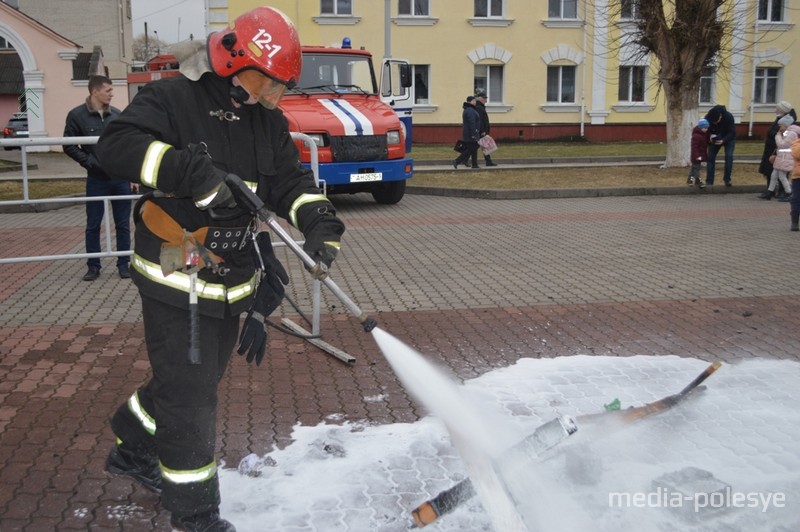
[96,73,334,318]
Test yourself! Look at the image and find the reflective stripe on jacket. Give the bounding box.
[96,73,330,317]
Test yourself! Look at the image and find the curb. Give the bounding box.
[0,186,768,213]
[406,184,765,200]
[415,156,761,171]
[0,163,37,174]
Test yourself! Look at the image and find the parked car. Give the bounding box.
[3,113,29,150]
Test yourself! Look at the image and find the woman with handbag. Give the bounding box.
[452,96,481,169]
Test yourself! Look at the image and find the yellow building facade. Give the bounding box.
[211,1,797,142]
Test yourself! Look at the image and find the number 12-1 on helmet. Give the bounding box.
[208,7,302,108]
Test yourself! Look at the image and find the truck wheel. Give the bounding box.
[372,181,406,204]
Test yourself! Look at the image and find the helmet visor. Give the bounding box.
[237,69,288,109]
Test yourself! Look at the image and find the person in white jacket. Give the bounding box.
[760,116,797,201]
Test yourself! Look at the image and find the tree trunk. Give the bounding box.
[663,83,699,168]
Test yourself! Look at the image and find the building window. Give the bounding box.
[547,65,576,103]
[754,67,780,103]
[618,66,645,102]
[399,0,429,16]
[321,0,352,15]
[412,65,430,104]
[474,64,504,102]
[548,0,577,19]
[0,37,13,49]
[474,0,503,18]
[758,0,783,22]
[620,0,640,19]
[699,67,715,104]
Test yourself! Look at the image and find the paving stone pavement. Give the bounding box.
[1,191,799,531]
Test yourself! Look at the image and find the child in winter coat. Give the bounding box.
[761,115,797,201]
[687,118,709,188]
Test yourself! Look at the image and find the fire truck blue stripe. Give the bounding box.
[329,99,363,135]
[321,99,370,136]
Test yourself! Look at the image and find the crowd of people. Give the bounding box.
[688,100,799,232]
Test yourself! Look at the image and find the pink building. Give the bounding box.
[0,2,120,151]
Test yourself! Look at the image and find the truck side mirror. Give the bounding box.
[400,64,412,88]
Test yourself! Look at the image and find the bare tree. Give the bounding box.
[132,34,172,62]
[618,0,727,167]
[639,1,728,166]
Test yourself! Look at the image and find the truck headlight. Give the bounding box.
[386,130,401,145]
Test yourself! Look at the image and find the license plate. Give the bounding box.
[350,172,382,183]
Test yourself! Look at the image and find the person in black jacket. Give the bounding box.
[64,75,136,281]
[453,96,481,169]
[758,101,796,198]
[474,91,497,166]
[704,104,736,186]
[95,8,344,531]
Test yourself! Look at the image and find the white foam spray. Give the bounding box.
[371,327,528,531]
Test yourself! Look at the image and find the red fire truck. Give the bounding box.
[128,40,414,204]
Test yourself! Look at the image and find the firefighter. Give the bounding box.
[95,7,344,531]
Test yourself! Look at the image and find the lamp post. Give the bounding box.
[153,30,160,55]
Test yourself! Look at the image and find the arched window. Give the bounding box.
[468,44,511,104]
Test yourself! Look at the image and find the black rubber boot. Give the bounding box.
[170,510,237,532]
[106,444,162,493]
[791,214,799,232]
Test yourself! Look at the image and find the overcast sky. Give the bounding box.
[131,0,207,44]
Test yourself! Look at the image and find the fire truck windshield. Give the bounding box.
[293,53,377,95]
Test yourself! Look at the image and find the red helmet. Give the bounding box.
[208,7,302,89]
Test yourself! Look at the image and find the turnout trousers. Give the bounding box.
[110,294,239,516]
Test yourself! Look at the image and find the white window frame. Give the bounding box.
[548,0,578,19]
[321,0,353,16]
[474,0,504,18]
[412,64,430,105]
[699,67,715,105]
[546,65,577,104]
[758,0,784,22]
[754,66,781,104]
[399,0,430,17]
[474,64,505,104]
[620,0,640,20]
[618,65,646,103]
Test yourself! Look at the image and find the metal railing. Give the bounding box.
[0,134,342,357]
[0,133,355,364]
[0,133,319,262]
[0,136,138,264]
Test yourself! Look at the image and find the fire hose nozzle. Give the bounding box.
[361,316,378,332]
[308,262,329,281]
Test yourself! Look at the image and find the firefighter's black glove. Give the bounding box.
[195,181,236,210]
[184,143,236,210]
[303,214,345,269]
[225,173,264,214]
[237,234,289,366]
